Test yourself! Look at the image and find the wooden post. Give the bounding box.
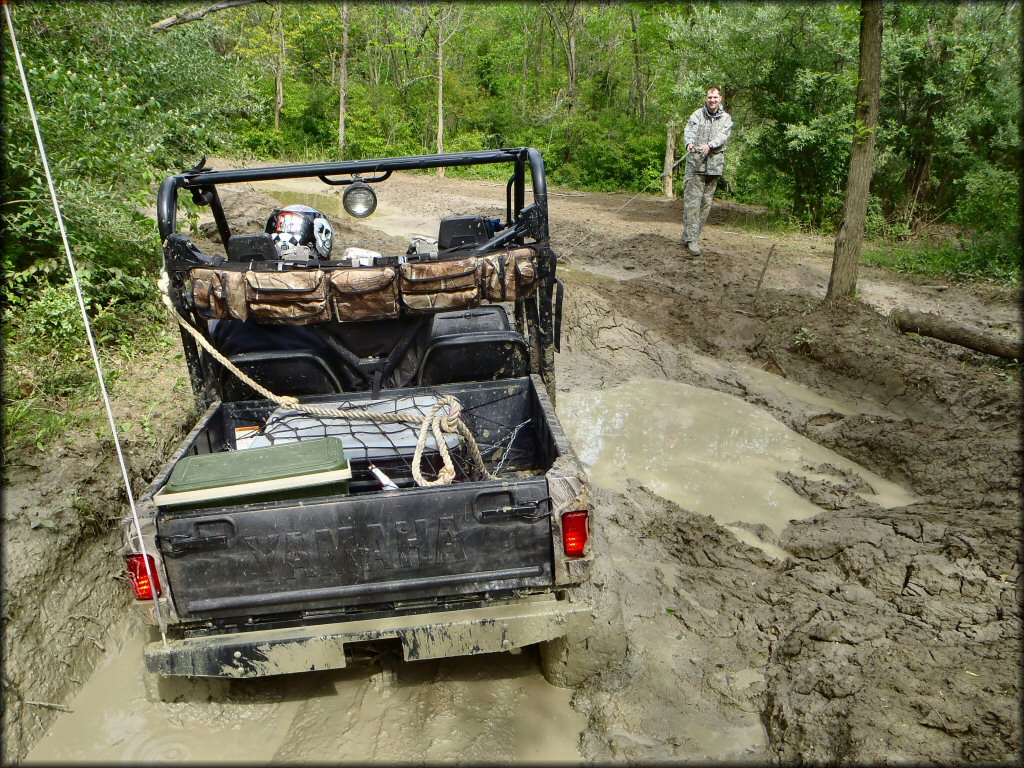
[662,121,677,198]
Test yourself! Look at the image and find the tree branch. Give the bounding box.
[151,0,265,31]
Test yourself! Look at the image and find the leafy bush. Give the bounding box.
[950,166,1019,235]
[3,3,261,290]
[237,122,284,159]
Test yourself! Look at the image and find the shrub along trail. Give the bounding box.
[4,170,1019,763]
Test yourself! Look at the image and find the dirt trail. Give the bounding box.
[4,166,1020,763]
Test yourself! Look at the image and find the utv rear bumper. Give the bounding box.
[145,596,591,678]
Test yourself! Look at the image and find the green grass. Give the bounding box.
[2,300,174,459]
[863,231,1021,286]
[718,203,1020,287]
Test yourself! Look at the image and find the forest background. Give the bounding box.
[2,1,1020,454]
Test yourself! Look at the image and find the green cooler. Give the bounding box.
[154,437,350,508]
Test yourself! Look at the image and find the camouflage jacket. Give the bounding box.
[683,106,733,176]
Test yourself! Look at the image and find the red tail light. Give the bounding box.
[126,554,162,600]
[562,511,589,557]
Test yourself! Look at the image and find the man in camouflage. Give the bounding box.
[681,86,733,256]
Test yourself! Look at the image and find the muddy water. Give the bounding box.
[25,630,584,763]
[559,378,915,558]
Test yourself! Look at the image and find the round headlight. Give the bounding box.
[343,182,377,218]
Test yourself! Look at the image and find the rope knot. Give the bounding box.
[437,395,462,432]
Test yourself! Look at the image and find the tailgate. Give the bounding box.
[156,478,553,622]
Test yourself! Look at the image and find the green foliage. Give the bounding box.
[3,3,261,283]
[875,2,1021,228]
[950,166,1020,234]
[2,2,261,454]
[865,195,913,240]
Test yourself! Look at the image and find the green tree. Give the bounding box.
[828,0,884,300]
[3,3,260,286]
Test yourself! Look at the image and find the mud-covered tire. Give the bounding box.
[539,597,627,688]
[142,669,232,703]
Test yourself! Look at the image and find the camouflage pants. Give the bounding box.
[682,172,719,244]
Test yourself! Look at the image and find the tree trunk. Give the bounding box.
[337,0,349,156]
[273,2,285,133]
[520,15,529,113]
[827,0,883,300]
[901,26,950,226]
[566,23,577,116]
[662,122,676,199]
[628,10,640,117]
[792,160,814,222]
[889,308,1022,360]
[545,1,581,117]
[436,18,445,178]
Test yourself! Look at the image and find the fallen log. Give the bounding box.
[888,307,1022,361]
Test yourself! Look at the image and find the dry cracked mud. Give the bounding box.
[3,166,1020,763]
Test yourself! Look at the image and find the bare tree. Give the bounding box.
[628,8,648,121]
[827,0,883,300]
[422,4,466,178]
[544,0,585,117]
[436,9,445,175]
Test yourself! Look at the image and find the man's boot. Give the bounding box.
[686,240,702,256]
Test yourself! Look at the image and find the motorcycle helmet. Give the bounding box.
[264,204,334,259]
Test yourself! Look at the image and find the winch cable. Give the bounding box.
[158,275,495,485]
[3,0,169,640]
[562,175,665,261]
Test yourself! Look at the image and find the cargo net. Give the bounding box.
[226,389,537,493]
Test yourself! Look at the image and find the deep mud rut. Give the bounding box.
[4,167,1020,764]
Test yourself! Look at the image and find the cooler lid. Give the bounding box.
[155,437,350,506]
[240,395,463,461]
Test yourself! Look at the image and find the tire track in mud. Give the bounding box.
[558,242,1020,762]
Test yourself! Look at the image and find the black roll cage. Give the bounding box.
[157,147,549,245]
[156,148,562,406]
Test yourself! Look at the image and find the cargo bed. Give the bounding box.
[126,375,591,676]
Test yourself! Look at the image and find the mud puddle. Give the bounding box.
[258,186,439,243]
[25,627,584,764]
[559,377,916,559]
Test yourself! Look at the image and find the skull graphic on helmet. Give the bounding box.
[264,204,334,260]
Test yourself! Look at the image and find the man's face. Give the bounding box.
[706,90,721,112]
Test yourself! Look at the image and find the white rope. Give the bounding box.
[562,176,664,259]
[158,274,496,484]
[4,2,167,639]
